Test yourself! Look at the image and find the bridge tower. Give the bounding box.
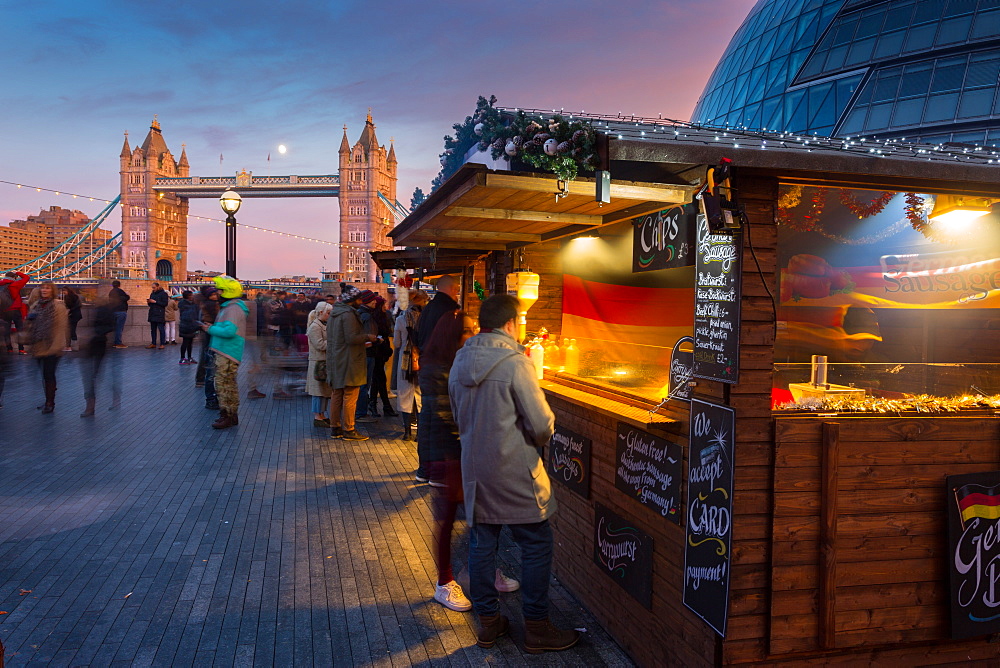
[338,112,397,282]
[119,116,190,281]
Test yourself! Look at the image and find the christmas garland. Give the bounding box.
[433,95,599,189]
[838,190,895,218]
[904,192,928,234]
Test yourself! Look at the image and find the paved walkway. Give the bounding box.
[0,346,632,667]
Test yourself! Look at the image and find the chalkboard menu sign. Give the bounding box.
[668,336,694,402]
[593,503,653,608]
[693,215,742,384]
[632,204,696,273]
[683,398,735,637]
[947,471,1000,639]
[615,422,682,523]
[548,425,592,498]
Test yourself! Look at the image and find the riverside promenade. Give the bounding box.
[0,347,632,667]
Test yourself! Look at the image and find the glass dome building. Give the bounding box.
[691,0,1000,145]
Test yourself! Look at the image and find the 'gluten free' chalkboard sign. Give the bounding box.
[683,398,735,637]
[593,503,653,608]
[548,425,591,498]
[693,214,742,384]
[615,422,682,523]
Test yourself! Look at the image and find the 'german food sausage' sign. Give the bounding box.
[948,471,1000,639]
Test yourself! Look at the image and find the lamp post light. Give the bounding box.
[219,189,242,278]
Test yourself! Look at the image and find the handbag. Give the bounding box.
[313,359,327,382]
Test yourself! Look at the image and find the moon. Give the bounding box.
[278,144,287,154]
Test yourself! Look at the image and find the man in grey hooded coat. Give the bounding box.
[449,294,579,654]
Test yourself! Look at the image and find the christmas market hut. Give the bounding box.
[390,99,1000,666]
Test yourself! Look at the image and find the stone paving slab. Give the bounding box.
[0,347,633,667]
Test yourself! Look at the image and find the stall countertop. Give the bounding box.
[540,380,677,429]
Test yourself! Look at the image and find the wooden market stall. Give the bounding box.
[391,112,1000,666]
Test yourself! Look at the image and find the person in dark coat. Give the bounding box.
[108,279,130,348]
[354,289,380,420]
[367,296,397,418]
[178,290,200,364]
[146,282,169,348]
[414,274,460,352]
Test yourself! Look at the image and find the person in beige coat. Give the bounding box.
[27,281,69,413]
[164,295,179,344]
[307,301,333,426]
[393,289,427,440]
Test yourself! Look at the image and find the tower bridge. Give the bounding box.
[118,113,399,282]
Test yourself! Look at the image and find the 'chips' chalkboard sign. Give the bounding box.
[693,215,742,384]
[548,425,591,498]
[632,204,696,273]
[615,422,682,523]
[593,503,653,608]
[947,471,1000,639]
[683,398,735,637]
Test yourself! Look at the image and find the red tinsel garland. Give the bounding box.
[905,192,928,235]
[838,190,895,218]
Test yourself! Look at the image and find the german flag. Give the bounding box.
[955,482,1000,528]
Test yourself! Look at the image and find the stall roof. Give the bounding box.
[524,108,1000,196]
[389,163,696,250]
[393,108,1000,251]
[369,248,487,277]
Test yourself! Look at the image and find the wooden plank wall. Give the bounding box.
[547,394,718,667]
[769,416,1000,664]
[484,243,562,341]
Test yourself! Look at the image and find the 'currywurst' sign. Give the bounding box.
[593,503,653,608]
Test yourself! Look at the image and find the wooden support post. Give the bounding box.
[819,421,840,649]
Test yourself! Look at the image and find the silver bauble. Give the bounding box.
[505,141,518,157]
[543,138,559,156]
[474,123,485,136]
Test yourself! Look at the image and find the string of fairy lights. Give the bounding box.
[504,107,1000,165]
[0,179,376,251]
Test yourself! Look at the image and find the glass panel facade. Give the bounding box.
[692,0,1000,145]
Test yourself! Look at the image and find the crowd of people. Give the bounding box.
[0,272,581,654]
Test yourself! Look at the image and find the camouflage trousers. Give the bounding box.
[215,356,239,415]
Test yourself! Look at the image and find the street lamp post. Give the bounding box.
[219,189,242,278]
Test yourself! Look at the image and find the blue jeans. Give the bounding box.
[113,311,127,345]
[469,520,552,619]
[204,349,217,405]
[355,356,376,417]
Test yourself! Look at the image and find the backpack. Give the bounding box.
[0,283,12,313]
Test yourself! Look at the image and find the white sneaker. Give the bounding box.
[495,569,520,593]
[434,580,472,611]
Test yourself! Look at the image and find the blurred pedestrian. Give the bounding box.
[1,270,30,354]
[80,294,120,416]
[422,310,519,612]
[0,319,9,408]
[394,289,427,441]
[178,290,199,364]
[327,283,376,441]
[146,282,168,349]
[414,274,459,352]
[27,281,68,414]
[109,280,130,348]
[206,275,248,429]
[196,285,221,409]
[62,285,82,352]
[165,293,179,344]
[307,301,333,426]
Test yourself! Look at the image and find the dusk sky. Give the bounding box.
[1,0,757,278]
